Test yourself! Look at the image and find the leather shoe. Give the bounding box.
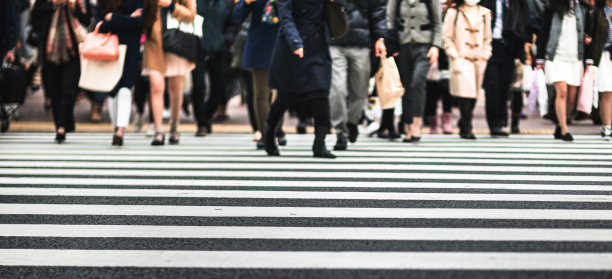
[490,128,509,137]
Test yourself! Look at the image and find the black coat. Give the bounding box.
[0,0,18,59]
[329,0,387,48]
[97,0,143,96]
[268,0,331,95]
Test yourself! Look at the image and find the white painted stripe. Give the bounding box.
[2,225,612,241]
[2,250,612,270]
[1,161,611,174]
[1,144,611,153]
[2,155,612,166]
[3,177,611,191]
[1,169,610,182]
[2,204,612,219]
[2,188,611,202]
[1,149,610,160]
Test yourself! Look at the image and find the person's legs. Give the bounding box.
[554,82,569,134]
[600,92,612,140]
[408,45,431,139]
[204,53,227,121]
[107,94,118,127]
[57,57,80,133]
[243,70,258,133]
[567,84,578,120]
[457,97,476,139]
[149,70,166,144]
[115,87,132,129]
[252,69,272,136]
[310,95,335,158]
[168,75,184,143]
[398,45,414,139]
[191,57,207,131]
[42,62,63,132]
[345,47,370,143]
[329,46,349,140]
[510,90,523,133]
[264,91,292,155]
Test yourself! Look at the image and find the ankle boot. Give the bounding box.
[429,115,440,134]
[313,126,336,159]
[264,127,279,156]
[441,113,453,134]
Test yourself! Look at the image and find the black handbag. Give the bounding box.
[0,61,27,104]
[161,9,201,63]
[323,0,349,40]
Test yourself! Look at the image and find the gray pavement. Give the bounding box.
[1,132,612,278]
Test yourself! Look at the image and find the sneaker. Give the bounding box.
[162,109,171,120]
[601,126,612,141]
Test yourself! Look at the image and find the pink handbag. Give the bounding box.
[81,24,120,61]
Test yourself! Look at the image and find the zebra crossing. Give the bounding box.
[1,132,612,278]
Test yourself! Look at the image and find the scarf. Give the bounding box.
[46,3,87,64]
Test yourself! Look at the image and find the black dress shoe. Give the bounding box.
[411,136,421,143]
[402,137,412,143]
[377,131,389,138]
[195,126,207,137]
[265,145,280,156]
[296,122,307,134]
[334,133,348,151]
[389,131,401,139]
[111,135,123,146]
[347,123,358,143]
[490,128,509,137]
[256,140,265,150]
[560,132,573,141]
[460,131,476,140]
[313,148,336,159]
[55,132,66,144]
[277,131,287,146]
[554,126,562,139]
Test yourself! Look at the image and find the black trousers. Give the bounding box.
[457,97,476,133]
[42,56,80,132]
[483,40,515,130]
[510,90,523,117]
[424,79,453,117]
[242,70,257,132]
[191,52,226,127]
[267,91,330,141]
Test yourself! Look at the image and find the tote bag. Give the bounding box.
[162,10,204,62]
[375,57,405,109]
[577,66,595,114]
[81,24,120,61]
[78,44,127,92]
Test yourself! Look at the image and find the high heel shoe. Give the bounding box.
[151,132,165,146]
[560,132,573,142]
[112,134,123,146]
[168,131,180,145]
[55,132,66,144]
[554,126,562,139]
[264,127,280,156]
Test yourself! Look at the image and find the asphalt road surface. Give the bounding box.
[1,133,612,278]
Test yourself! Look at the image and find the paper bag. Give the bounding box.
[375,57,404,110]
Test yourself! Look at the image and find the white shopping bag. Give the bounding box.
[536,69,548,117]
[522,65,534,92]
[166,12,204,38]
[78,44,127,92]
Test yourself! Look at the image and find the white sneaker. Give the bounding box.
[601,126,612,141]
[145,124,155,137]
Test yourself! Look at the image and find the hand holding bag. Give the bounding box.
[78,44,127,92]
[81,23,120,61]
[375,56,405,110]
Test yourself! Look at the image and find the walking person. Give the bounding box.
[424,49,453,134]
[387,0,443,143]
[264,0,335,158]
[233,0,286,149]
[32,0,91,143]
[536,0,589,141]
[95,0,144,146]
[191,0,236,136]
[588,0,612,140]
[143,0,196,145]
[442,0,492,140]
[328,0,387,150]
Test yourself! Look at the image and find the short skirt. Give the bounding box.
[598,51,612,93]
[545,59,583,86]
[142,53,195,77]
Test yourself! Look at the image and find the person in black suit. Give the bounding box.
[265,0,335,158]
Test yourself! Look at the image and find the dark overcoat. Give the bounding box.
[268,0,331,94]
[97,0,143,97]
[233,0,279,69]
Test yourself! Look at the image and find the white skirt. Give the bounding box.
[545,59,583,86]
[598,51,612,93]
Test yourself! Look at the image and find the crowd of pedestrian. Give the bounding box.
[0,0,611,158]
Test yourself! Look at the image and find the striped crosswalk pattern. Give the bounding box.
[1,133,612,278]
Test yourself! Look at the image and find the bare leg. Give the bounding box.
[566,85,578,118]
[168,76,184,128]
[554,82,569,134]
[149,71,165,131]
[601,92,612,126]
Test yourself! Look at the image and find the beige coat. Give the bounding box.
[144,0,196,74]
[442,6,492,99]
